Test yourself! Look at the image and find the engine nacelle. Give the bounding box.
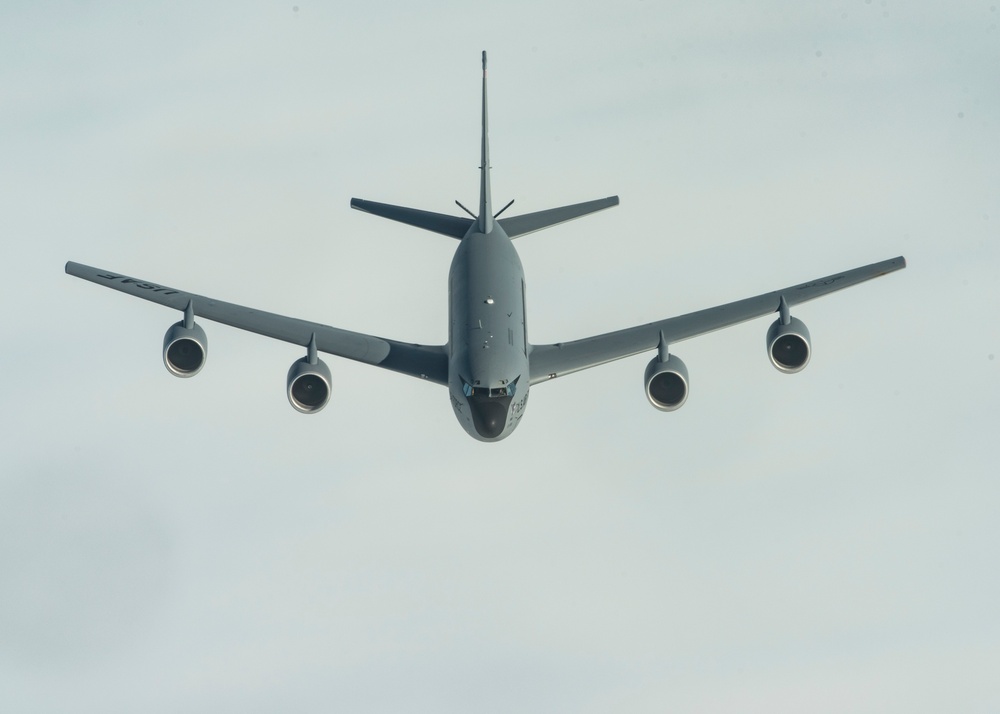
[644,353,689,411]
[767,316,811,373]
[287,356,332,414]
[162,320,208,377]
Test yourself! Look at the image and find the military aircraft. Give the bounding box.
[67,52,905,442]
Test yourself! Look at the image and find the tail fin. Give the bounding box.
[477,52,620,238]
[479,50,493,234]
[351,52,619,241]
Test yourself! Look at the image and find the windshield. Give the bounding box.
[462,376,518,398]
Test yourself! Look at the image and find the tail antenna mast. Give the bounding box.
[456,197,513,221]
[494,198,514,219]
[455,200,477,219]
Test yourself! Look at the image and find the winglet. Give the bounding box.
[478,50,493,234]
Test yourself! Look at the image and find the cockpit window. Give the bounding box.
[462,376,519,398]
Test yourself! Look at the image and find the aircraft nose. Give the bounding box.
[469,398,509,439]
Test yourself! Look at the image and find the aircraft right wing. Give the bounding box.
[65,261,449,385]
[528,256,906,384]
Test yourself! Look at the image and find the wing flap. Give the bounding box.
[65,262,449,385]
[529,256,906,384]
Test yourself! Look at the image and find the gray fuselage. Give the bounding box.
[448,223,529,441]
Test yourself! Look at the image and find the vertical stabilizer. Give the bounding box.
[479,51,493,234]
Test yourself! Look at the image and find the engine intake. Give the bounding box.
[163,320,207,377]
[767,315,811,373]
[287,356,332,414]
[644,353,689,411]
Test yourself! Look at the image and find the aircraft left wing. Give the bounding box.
[65,262,449,385]
[528,256,906,384]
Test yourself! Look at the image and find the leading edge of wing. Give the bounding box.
[65,262,449,385]
[528,256,906,384]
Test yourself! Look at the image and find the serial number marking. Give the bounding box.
[796,276,844,290]
[97,273,179,295]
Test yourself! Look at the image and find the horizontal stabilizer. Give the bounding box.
[499,196,619,238]
[351,198,472,239]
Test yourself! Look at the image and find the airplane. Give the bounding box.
[66,51,906,442]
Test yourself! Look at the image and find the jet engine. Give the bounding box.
[644,353,689,411]
[162,320,208,377]
[287,353,332,414]
[766,316,811,373]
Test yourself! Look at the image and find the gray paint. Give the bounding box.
[447,223,529,440]
[65,52,905,442]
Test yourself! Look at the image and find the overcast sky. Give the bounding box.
[1,1,998,712]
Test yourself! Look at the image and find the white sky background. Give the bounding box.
[1,1,997,711]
